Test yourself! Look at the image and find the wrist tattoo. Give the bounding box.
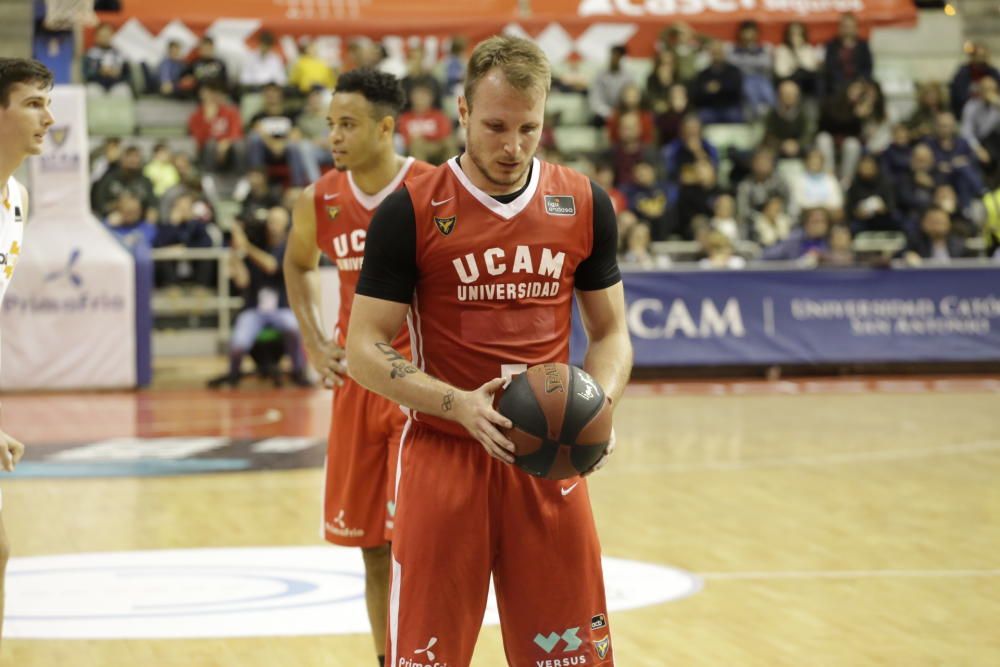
[442,390,454,412]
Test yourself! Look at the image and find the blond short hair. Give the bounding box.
[464,36,551,109]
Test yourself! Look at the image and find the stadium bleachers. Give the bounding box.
[75,10,999,355]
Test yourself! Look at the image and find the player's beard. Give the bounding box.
[467,139,530,191]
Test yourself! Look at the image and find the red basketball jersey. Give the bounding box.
[405,158,595,436]
[314,156,433,346]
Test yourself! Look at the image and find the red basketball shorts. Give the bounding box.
[387,420,614,667]
[323,375,405,548]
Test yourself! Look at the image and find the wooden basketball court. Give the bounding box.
[3,372,999,666]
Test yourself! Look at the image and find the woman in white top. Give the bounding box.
[774,22,821,96]
[0,57,55,644]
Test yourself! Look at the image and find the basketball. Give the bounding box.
[497,363,613,480]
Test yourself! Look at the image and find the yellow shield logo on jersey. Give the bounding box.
[326,206,340,220]
[594,636,610,659]
[434,215,456,236]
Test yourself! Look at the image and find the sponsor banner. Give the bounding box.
[2,87,137,390]
[96,0,915,60]
[572,268,1000,367]
[104,0,518,25]
[27,86,89,220]
[0,231,137,390]
[546,0,914,30]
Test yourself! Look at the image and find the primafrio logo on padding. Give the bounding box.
[6,547,701,639]
[43,247,83,287]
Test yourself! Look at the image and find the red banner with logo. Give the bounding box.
[98,0,917,55]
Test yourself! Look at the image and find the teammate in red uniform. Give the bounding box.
[284,69,432,667]
[346,37,633,667]
[0,58,54,645]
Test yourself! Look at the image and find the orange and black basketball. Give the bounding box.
[498,363,613,480]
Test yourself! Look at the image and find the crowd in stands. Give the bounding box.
[584,16,999,269]
[83,16,1000,293]
[85,15,1000,284]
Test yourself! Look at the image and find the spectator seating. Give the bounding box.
[621,57,654,86]
[874,61,917,121]
[240,92,265,124]
[703,123,763,154]
[136,97,198,138]
[652,240,764,263]
[442,94,460,121]
[852,231,908,256]
[88,135,198,160]
[546,91,592,126]
[87,92,136,136]
[213,199,241,231]
[554,125,604,155]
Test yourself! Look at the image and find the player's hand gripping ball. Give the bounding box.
[498,363,612,480]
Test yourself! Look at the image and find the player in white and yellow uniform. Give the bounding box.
[0,58,55,645]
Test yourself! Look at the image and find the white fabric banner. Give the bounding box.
[0,86,137,390]
[28,85,90,219]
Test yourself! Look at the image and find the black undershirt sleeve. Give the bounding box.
[574,180,623,291]
[355,187,418,304]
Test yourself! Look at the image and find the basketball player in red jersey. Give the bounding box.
[0,58,55,645]
[346,37,633,667]
[284,68,432,667]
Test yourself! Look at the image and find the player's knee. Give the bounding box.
[361,543,391,570]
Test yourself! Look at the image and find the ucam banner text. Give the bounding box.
[571,267,1000,367]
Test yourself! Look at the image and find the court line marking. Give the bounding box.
[25,410,291,441]
[606,439,1000,474]
[144,409,285,430]
[699,568,1000,582]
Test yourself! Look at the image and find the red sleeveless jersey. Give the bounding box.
[313,156,433,347]
[405,158,595,436]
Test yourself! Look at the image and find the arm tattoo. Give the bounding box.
[442,390,454,412]
[375,342,403,360]
[376,342,418,380]
[390,360,418,380]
